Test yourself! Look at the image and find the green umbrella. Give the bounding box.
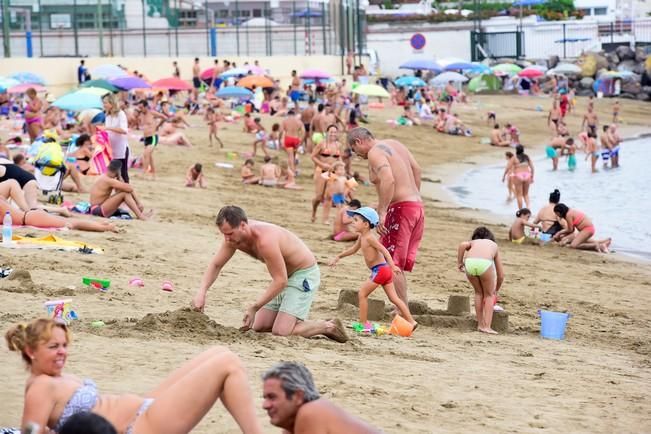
[80,79,118,92]
[78,87,111,96]
[352,84,390,98]
[468,74,501,93]
[492,63,522,75]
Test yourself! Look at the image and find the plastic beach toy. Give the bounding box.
[351,321,386,336]
[91,320,105,328]
[539,309,570,340]
[82,277,110,291]
[215,162,234,169]
[389,315,415,337]
[44,299,78,324]
[129,277,144,287]
[161,281,174,292]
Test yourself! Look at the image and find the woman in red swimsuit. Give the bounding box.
[553,203,612,252]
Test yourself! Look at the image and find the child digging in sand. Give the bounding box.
[186,163,207,188]
[241,159,260,184]
[329,207,417,332]
[457,227,505,334]
[509,208,542,244]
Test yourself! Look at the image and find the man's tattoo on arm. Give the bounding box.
[374,163,390,173]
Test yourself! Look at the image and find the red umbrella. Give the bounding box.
[200,68,217,80]
[8,83,47,94]
[518,68,544,79]
[150,77,192,91]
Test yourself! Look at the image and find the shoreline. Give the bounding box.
[421,126,651,264]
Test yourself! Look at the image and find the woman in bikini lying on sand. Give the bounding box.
[5,318,263,434]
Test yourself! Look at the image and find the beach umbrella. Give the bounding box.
[399,59,442,72]
[237,75,274,89]
[10,72,46,85]
[351,84,390,98]
[91,64,128,79]
[552,63,581,75]
[151,77,192,91]
[7,83,47,94]
[200,68,216,80]
[443,62,476,71]
[77,87,112,96]
[217,86,254,99]
[291,8,323,18]
[513,0,546,6]
[467,74,501,93]
[395,76,426,87]
[247,65,267,75]
[79,108,102,122]
[0,77,21,91]
[303,77,336,85]
[430,71,468,85]
[299,69,331,80]
[518,67,544,78]
[80,79,119,92]
[110,76,151,90]
[469,63,492,74]
[492,63,522,75]
[220,67,251,79]
[53,91,103,111]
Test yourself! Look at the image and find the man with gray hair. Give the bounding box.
[262,362,380,433]
[347,127,424,306]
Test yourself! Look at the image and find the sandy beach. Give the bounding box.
[1,94,650,433]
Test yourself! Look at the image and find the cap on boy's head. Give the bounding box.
[347,207,379,228]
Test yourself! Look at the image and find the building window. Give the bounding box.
[253,9,262,17]
[240,10,251,17]
[179,10,198,27]
[594,7,607,15]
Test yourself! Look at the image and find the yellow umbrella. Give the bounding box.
[77,87,111,96]
[352,84,390,98]
[237,75,274,89]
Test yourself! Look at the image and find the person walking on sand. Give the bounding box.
[191,206,349,343]
[101,94,130,183]
[262,362,380,434]
[503,145,534,209]
[457,227,505,334]
[347,127,424,306]
[329,207,417,331]
[89,160,152,220]
[280,109,304,175]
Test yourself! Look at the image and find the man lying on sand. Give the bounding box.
[262,362,380,434]
[192,205,348,342]
[89,160,152,220]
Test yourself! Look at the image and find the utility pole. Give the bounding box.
[97,0,104,56]
[73,0,79,56]
[2,0,10,57]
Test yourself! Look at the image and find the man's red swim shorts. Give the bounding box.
[380,201,425,272]
[284,136,301,149]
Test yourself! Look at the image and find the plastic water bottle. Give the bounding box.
[2,211,12,246]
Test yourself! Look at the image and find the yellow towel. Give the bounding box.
[4,234,103,254]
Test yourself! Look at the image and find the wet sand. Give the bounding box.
[1,95,651,433]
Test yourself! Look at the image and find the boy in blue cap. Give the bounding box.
[329,207,417,331]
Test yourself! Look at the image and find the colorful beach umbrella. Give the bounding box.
[469,63,492,74]
[110,76,151,90]
[91,64,128,79]
[299,69,331,79]
[0,77,21,91]
[216,86,254,99]
[80,79,119,92]
[399,59,442,72]
[200,68,217,80]
[151,77,192,91]
[7,83,47,94]
[518,67,544,78]
[467,74,501,93]
[53,91,103,111]
[430,71,468,85]
[492,63,522,75]
[351,84,390,98]
[551,63,581,75]
[10,72,46,85]
[77,87,112,96]
[237,75,274,89]
[220,67,251,78]
[394,76,426,87]
[248,65,267,75]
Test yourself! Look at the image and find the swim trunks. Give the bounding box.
[511,236,525,245]
[370,263,393,285]
[610,145,620,157]
[144,135,158,147]
[568,154,576,171]
[333,231,349,241]
[380,201,425,272]
[256,131,266,141]
[332,193,346,206]
[264,264,320,320]
[545,146,558,159]
[284,135,301,149]
[90,205,105,217]
[290,90,302,102]
[192,77,201,89]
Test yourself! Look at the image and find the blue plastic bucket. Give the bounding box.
[539,310,570,340]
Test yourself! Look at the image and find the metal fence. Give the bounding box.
[0,0,365,58]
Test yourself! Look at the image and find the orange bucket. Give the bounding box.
[389,315,414,337]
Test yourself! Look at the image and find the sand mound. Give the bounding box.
[134,308,244,342]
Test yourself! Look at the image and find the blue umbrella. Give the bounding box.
[395,76,426,87]
[91,64,128,79]
[444,62,476,71]
[53,91,103,111]
[399,59,442,72]
[303,78,336,84]
[10,72,45,85]
[512,0,546,6]
[469,63,492,74]
[291,9,323,17]
[217,86,253,99]
[220,68,251,79]
[0,77,20,92]
[110,76,151,90]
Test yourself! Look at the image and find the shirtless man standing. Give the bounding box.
[301,98,316,151]
[310,104,326,147]
[263,362,380,434]
[191,57,201,102]
[280,109,304,174]
[191,206,348,342]
[581,105,599,137]
[137,100,167,179]
[347,127,424,305]
[290,70,301,109]
[89,160,152,220]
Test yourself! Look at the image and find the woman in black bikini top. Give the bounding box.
[0,163,36,188]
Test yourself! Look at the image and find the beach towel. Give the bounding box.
[88,130,113,175]
[1,234,103,254]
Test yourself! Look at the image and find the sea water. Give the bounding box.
[448,137,651,259]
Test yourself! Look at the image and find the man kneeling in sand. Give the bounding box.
[263,362,380,433]
[89,160,152,220]
[191,205,348,342]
